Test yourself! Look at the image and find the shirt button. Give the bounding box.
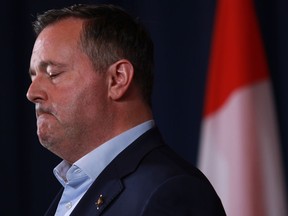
[74,169,81,174]
[66,202,73,209]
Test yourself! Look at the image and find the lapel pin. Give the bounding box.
[96,194,104,210]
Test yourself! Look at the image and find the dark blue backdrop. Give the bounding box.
[1,0,287,215]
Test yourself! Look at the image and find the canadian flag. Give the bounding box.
[198,0,288,216]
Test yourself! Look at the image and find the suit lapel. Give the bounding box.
[70,167,124,216]
[56,127,164,216]
[44,189,63,216]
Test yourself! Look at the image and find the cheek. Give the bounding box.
[57,83,108,125]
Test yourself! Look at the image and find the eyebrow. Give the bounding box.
[28,60,67,76]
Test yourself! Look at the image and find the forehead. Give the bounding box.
[34,18,84,50]
[30,18,85,68]
[41,18,84,39]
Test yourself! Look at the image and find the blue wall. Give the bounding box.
[1,0,287,215]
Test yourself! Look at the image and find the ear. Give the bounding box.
[107,59,134,100]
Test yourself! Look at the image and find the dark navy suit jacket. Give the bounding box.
[45,128,226,215]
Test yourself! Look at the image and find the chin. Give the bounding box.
[39,135,57,149]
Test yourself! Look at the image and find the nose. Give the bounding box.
[26,76,48,103]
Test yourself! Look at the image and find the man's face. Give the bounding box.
[27,18,111,161]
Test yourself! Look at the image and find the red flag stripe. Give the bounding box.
[204,0,269,117]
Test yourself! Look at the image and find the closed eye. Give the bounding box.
[28,69,36,80]
[47,71,63,79]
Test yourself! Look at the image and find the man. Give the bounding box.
[26,4,226,216]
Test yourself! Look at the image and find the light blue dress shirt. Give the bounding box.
[53,120,155,216]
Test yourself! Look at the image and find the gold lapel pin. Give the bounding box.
[96,194,104,210]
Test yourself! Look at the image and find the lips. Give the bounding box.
[36,107,55,132]
[36,112,53,126]
[36,106,53,118]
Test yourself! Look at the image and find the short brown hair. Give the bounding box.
[33,4,154,105]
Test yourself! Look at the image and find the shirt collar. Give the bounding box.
[54,120,155,185]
